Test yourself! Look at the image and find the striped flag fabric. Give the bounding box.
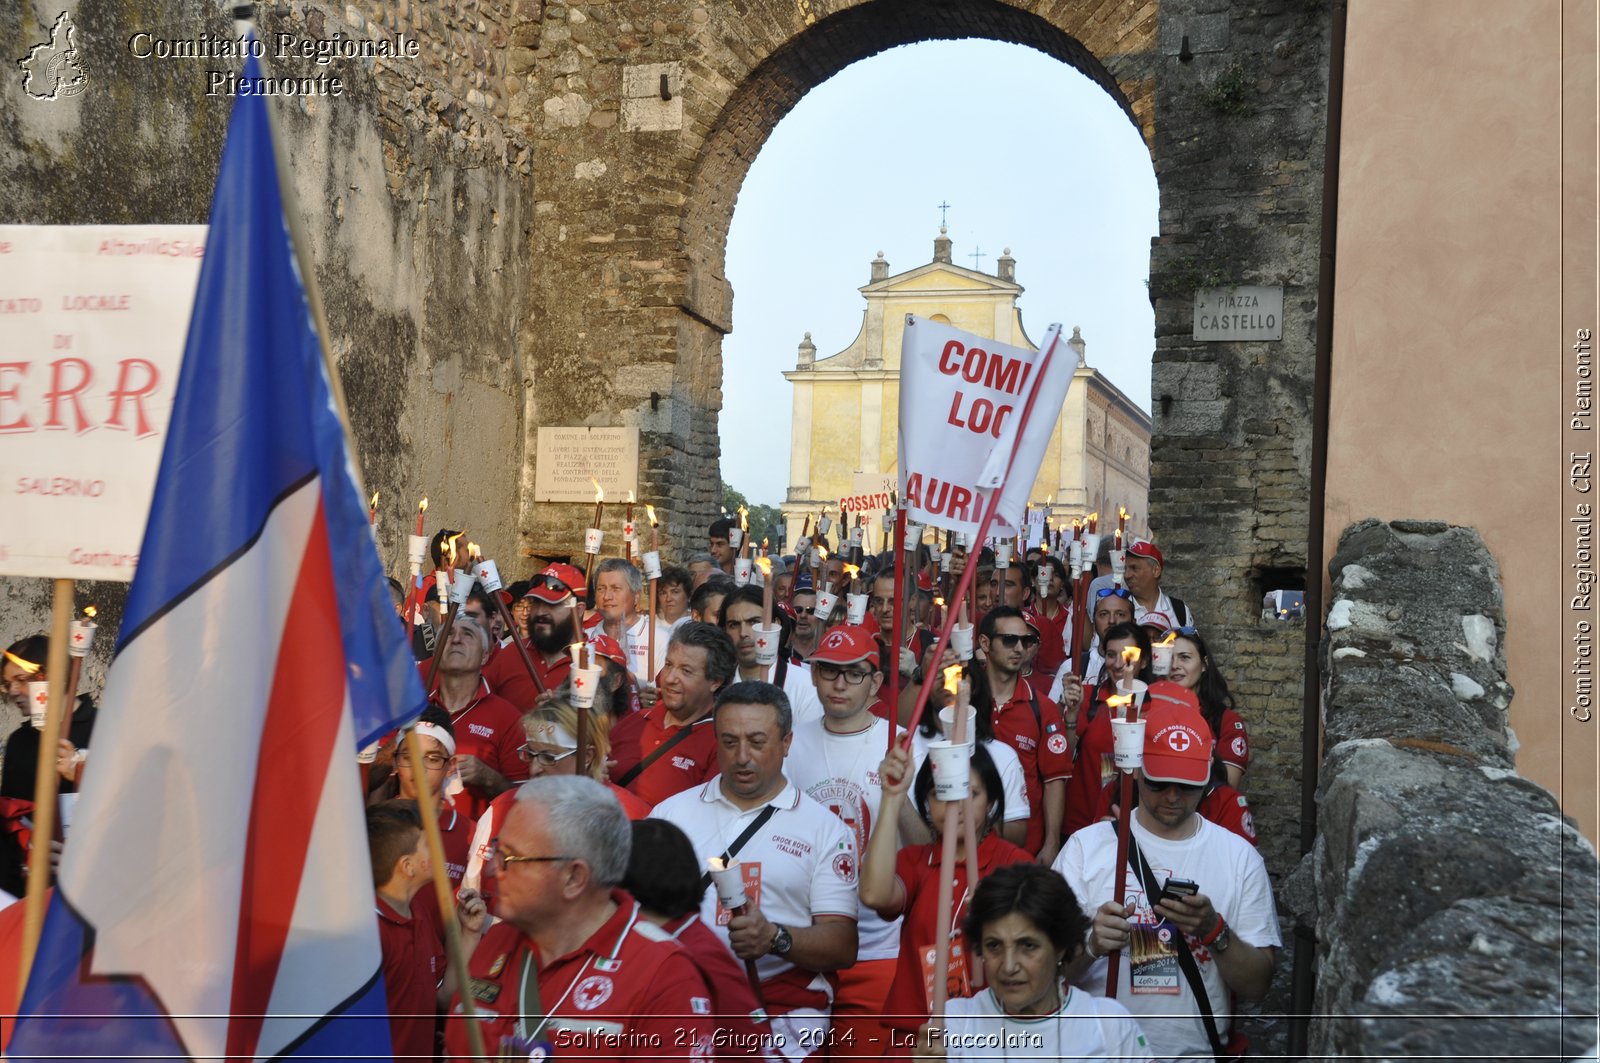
[8,49,425,1061]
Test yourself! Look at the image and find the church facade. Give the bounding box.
[781,230,1152,549]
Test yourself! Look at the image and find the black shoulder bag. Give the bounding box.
[697,805,778,894]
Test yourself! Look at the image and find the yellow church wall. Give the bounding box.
[808,379,863,504]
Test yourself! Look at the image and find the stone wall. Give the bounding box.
[1146,0,1331,875]
[1295,519,1598,1060]
[0,0,537,677]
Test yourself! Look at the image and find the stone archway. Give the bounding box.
[521,0,1331,869]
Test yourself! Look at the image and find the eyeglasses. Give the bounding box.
[490,843,573,869]
[989,633,1040,649]
[793,606,815,615]
[1096,588,1134,600]
[517,744,578,766]
[398,751,451,770]
[814,662,875,685]
[1176,626,1199,637]
[1141,776,1205,795]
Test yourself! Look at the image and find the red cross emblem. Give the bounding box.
[1168,730,1192,752]
[33,690,48,707]
[574,675,587,690]
[71,630,85,644]
[573,975,613,1011]
[755,635,770,650]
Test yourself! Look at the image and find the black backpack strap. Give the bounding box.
[1169,596,1190,629]
[615,718,702,789]
[698,804,779,894]
[1128,837,1229,1059]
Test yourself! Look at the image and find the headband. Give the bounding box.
[526,720,579,750]
[412,722,457,759]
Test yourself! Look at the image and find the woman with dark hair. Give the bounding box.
[1166,629,1250,788]
[861,743,1033,1057]
[623,818,769,1051]
[913,864,1152,1061]
[1062,621,1154,840]
[908,669,1029,848]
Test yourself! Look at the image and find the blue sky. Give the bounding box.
[718,39,1161,507]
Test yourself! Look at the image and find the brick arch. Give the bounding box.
[679,0,1157,336]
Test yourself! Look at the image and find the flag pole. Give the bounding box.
[243,12,484,1057]
[17,578,74,1002]
[886,507,906,744]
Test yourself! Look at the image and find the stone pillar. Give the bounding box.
[870,251,889,282]
[996,247,1015,282]
[933,226,953,264]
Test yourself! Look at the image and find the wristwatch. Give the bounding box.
[1211,923,1232,953]
[770,924,794,956]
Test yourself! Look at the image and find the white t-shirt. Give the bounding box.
[1134,591,1194,632]
[1052,814,1280,1062]
[784,661,825,728]
[784,716,902,961]
[595,613,670,684]
[909,730,1031,825]
[941,983,1154,1062]
[651,778,860,986]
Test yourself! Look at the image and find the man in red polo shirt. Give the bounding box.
[976,606,1072,865]
[427,614,528,819]
[444,777,714,1062]
[393,707,477,890]
[521,562,588,694]
[608,622,734,805]
[369,800,486,1062]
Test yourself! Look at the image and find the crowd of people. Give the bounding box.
[0,515,1279,1061]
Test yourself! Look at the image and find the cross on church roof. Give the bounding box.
[968,247,986,270]
[938,200,951,227]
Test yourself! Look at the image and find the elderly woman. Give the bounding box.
[914,864,1151,1062]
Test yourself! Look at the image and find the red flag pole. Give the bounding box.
[886,507,907,743]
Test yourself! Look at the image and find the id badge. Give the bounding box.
[1128,917,1182,995]
[919,937,970,1004]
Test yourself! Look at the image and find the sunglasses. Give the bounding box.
[1096,587,1134,600]
[989,633,1040,649]
[793,606,815,615]
[1176,626,1200,637]
[1141,776,1205,795]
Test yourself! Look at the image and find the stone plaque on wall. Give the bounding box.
[1193,285,1284,341]
[534,427,640,502]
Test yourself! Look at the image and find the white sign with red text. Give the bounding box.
[896,315,1071,538]
[840,471,896,514]
[0,225,206,581]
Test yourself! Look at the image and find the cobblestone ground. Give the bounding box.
[1234,909,1300,1059]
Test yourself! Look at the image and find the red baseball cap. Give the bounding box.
[1139,684,1213,786]
[1019,608,1044,635]
[915,571,935,594]
[811,625,880,669]
[588,634,627,668]
[1128,539,1164,566]
[526,562,585,604]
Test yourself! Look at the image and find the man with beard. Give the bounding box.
[519,562,588,694]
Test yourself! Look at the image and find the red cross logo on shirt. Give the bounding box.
[1168,730,1192,752]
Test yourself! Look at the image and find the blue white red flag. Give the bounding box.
[9,50,425,1062]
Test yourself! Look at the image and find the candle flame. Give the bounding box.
[817,547,829,561]
[1120,645,1142,668]
[646,504,658,526]
[1046,494,1053,506]
[1087,511,1099,524]
[370,490,379,509]
[738,505,748,531]
[708,857,727,872]
[468,542,482,562]
[942,663,964,696]
[627,490,635,504]
[445,530,465,567]
[418,497,428,512]
[1119,505,1129,521]
[84,605,97,619]
[1159,631,1178,646]
[755,556,773,576]
[843,563,860,579]
[1107,693,1133,709]
[591,478,604,503]
[934,596,946,607]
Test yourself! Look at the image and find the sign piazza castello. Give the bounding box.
[781,229,1152,546]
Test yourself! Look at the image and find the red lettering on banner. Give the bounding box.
[0,358,163,437]
[946,391,1013,438]
[0,363,30,433]
[44,357,93,433]
[106,358,161,437]
[938,340,965,376]
[901,473,977,523]
[60,294,131,312]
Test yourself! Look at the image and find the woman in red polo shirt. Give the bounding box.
[860,742,1032,1057]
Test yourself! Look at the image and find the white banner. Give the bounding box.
[0,225,205,581]
[896,315,1072,538]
